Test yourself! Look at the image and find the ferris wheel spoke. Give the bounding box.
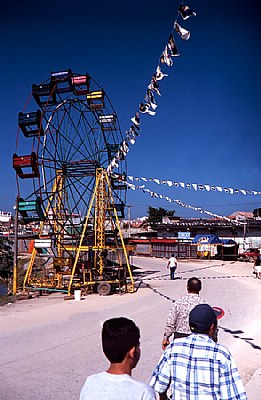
[44,121,94,168]
[64,174,95,212]
[59,103,90,161]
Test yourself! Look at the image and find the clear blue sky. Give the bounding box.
[1,0,261,219]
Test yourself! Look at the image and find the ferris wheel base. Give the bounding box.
[24,277,135,297]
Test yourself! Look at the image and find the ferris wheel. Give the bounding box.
[13,69,132,295]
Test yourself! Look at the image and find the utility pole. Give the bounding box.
[126,204,134,238]
[13,196,19,295]
[243,219,247,250]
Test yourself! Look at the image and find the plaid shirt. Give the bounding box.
[163,293,207,338]
[150,334,247,400]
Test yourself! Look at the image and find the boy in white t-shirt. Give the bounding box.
[79,317,156,400]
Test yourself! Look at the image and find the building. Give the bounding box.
[128,211,261,259]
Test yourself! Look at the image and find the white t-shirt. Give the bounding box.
[168,256,177,268]
[79,371,156,400]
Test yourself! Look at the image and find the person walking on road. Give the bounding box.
[162,277,206,349]
[253,254,261,278]
[167,253,178,280]
[151,304,247,400]
[79,317,156,400]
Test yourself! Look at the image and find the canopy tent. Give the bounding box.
[191,234,222,258]
[191,235,238,260]
[221,239,237,245]
[191,234,222,245]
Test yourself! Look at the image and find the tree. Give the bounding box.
[0,235,14,281]
[253,208,261,218]
[147,206,175,229]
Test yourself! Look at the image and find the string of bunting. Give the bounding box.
[107,2,196,174]
[126,175,261,196]
[125,181,244,225]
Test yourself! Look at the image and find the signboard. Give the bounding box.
[178,231,190,240]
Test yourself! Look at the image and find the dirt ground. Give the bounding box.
[0,257,260,400]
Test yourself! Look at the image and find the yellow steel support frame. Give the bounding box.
[68,168,134,295]
[52,171,65,258]
[95,168,106,275]
[22,171,64,291]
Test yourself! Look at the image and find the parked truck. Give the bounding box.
[238,248,260,262]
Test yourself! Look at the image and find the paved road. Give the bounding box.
[0,257,260,399]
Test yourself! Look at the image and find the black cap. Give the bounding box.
[189,304,217,332]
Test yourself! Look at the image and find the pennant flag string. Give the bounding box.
[125,174,261,196]
[124,181,244,225]
[107,2,197,174]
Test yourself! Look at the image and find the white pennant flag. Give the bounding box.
[178,4,197,20]
[167,34,180,57]
[130,112,140,127]
[155,65,168,81]
[145,89,158,109]
[126,182,135,190]
[139,103,157,115]
[174,22,191,40]
[161,46,173,67]
[127,132,136,145]
[111,159,118,169]
[122,141,129,153]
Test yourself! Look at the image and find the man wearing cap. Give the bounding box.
[162,277,206,349]
[150,304,247,400]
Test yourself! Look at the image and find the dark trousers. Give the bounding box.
[170,266,176,280]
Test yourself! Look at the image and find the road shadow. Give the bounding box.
[219,326,261,350]
[131,267,160,279]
